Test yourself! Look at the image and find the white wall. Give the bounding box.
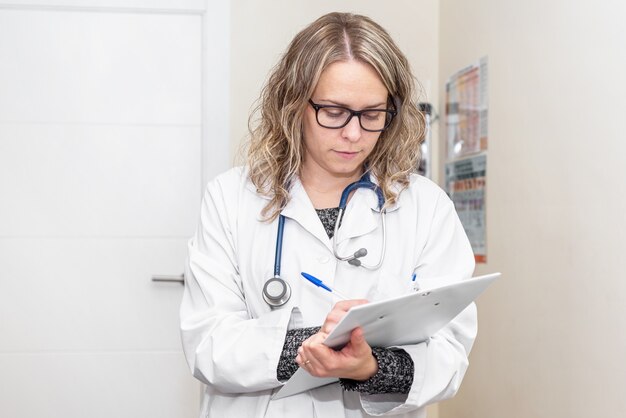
[438,1,626,417]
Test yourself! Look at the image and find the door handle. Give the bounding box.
[152,274,185,284]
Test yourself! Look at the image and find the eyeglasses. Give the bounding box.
[308,99,397,132]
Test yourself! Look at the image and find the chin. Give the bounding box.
[331,164,364,178]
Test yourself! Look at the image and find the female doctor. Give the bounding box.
[180,12,476,418]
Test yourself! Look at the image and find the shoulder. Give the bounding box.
[391,174,457,227]
[208,166,247,189]
[205,166,253,196]
[203,165,267,209]
[400,173,450,206]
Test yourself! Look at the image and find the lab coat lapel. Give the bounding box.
[335,180,403,245]
[334,188,379,245]
[280,178,332,249]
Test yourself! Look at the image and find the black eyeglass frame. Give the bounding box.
[308,99,397,132]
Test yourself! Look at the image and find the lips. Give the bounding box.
[335,150,360,159]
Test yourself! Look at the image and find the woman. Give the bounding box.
[180,12,476,417]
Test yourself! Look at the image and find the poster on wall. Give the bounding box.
[445,154,487,263]
[445,56,488,160]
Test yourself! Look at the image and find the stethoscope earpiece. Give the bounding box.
[347,248,367,266]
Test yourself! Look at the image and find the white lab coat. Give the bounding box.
[180,166,476,418]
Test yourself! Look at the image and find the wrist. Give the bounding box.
[353,351,379,381]
[339,347,414,395]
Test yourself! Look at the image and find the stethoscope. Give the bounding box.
[262,172,387,308]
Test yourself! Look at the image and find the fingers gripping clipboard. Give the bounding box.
[273,272,501,399]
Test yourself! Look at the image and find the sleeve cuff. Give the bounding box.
[339,347,414,395]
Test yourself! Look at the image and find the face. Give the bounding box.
[301,60,389,183]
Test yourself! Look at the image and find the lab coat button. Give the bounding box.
[318,255,330,264]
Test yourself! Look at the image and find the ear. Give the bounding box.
[392,95,402,114]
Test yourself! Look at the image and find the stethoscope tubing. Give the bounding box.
[338,176,385,209]
[264,172,386,308]
[276,172,385,273]
[274,214,285,278]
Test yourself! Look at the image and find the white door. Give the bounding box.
[0,3,228,417]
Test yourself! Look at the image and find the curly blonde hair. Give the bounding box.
[246,12,425,220]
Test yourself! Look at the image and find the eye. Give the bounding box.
[321,108,349,119]
[362,111,384,121]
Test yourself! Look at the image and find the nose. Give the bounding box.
[341,115,363,142]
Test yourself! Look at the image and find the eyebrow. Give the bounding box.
[318,99,388,109]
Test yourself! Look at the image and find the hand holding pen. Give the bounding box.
[297,272,376,379]
[301,272,368,333]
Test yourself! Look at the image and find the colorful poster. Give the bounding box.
[445,154,487,263]
[445,57,488,159]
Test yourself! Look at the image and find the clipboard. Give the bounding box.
[273,272,500,399]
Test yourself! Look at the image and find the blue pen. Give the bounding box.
[301,272,350,300]
[411,272,420,291]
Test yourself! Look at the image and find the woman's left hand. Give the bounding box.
[295,326,378,381]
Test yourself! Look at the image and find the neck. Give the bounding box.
[300,167,363,209]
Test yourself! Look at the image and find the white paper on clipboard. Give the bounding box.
[272,272,500,400]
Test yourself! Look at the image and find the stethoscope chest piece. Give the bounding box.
[262,276,291,307]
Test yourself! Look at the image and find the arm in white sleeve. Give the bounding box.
[360,190,477,415]
[179,178,297,394]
